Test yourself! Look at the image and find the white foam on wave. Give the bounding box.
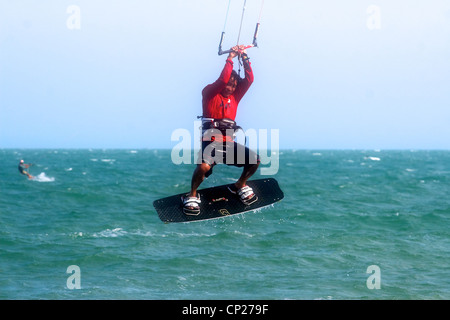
[32,172,55,182]
[93,228,127,238]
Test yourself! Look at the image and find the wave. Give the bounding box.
[32,172,55,182]
[93,228,127,238]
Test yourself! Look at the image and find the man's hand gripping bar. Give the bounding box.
[218,22,260,56]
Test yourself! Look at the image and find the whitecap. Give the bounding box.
[93,228,127,238]
[32,172,55,182]
[233,230,254,238]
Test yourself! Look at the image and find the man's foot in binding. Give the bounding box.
[182,194,201,216]
[228,184,258,206]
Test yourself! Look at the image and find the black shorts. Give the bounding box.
[201,140,260,168]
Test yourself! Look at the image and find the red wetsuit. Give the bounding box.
[202,58,254,141]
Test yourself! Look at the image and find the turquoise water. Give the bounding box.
[1,149,449,299]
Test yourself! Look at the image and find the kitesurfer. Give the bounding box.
[182,45,260,215]
[18,160,33,179]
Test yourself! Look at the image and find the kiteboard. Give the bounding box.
[153,178,284,223]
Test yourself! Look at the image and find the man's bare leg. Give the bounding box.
[234,162,259,190]
[189,163,212,198]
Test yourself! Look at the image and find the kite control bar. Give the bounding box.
[218,22,260,55]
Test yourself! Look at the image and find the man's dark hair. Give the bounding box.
[230,70,241,83]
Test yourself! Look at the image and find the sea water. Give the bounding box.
[1,149,449,299]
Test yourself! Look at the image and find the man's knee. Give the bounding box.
[196,163,212,175]
[244,159,259,171]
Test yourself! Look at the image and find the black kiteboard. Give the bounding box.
[153,178,284,223]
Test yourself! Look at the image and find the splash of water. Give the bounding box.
[32,172,55,182]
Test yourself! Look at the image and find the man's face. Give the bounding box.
[222,77,237,98]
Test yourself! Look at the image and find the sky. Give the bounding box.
[1,0,450,149]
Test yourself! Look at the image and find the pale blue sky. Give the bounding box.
[1,0,449,149]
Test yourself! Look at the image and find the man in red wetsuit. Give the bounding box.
[182,45,260,215]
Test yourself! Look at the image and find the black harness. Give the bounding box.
[198,117,244,141]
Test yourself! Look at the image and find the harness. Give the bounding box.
[198,117,245,141]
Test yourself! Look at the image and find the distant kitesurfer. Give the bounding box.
[182,45,260,216]
[18,160,33,179]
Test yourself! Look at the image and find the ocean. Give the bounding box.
[1,149,449,300]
